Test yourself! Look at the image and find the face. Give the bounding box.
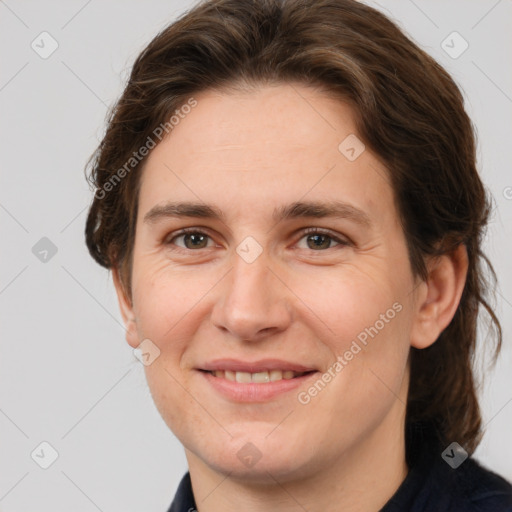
[117,83,426,483]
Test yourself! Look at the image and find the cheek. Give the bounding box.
[308,300,411,447]
[133,255,191,331]
[289,266,411,400]
[134,268,208,426]
[286,262,402,344]
[131,257,221,366]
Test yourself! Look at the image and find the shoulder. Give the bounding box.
[394,422,512,512]
[383,441,512,512]
[427,455,512,511]
[167,472,196,512]
[449,457,512,511]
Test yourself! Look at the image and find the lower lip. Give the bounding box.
[199,370,318,402]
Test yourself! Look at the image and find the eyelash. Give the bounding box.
[165,226,351,253]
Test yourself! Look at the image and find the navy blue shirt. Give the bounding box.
[167,424,512,511]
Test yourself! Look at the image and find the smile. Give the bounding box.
[208,369,311,383]
[199,368,318,402]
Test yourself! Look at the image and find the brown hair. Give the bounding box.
[85,0,502,454]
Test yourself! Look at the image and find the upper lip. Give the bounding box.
[199,359,317,373]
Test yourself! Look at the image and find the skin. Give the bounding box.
[113,83,468,511]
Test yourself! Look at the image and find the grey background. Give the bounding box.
[1,0,511,510]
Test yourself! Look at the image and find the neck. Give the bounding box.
[185,401,409,512]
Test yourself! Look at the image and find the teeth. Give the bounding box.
[252,371,270,383]
[225,370,236,381]
[210,369,306,383]
[235,371,252,383]
[269,370,282,382]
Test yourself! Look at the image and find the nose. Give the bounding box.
[210,248,293,342]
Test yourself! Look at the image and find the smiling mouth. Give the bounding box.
[203,369,315,383]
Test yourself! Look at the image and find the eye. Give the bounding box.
[166,228,215,250]
[164,227,351,253]
[296,228,350,251]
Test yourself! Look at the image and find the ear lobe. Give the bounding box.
[410,244,469,350]
[112,267,139,348]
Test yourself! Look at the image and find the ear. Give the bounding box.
[410,244,469,349]
[112,267,139,348]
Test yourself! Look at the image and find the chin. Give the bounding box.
[191,431,320,484]
[209,454,310,485]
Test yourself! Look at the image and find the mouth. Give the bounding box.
[196,359,319,402]
[202,369,314,383]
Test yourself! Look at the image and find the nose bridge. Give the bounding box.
[211,245,291,340]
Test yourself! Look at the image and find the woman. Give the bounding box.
[85,0,512,510]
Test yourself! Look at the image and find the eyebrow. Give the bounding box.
[143,200,372,228]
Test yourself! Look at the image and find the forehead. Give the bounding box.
[137,84,397,229]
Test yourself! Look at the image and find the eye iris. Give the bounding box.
[177,232,338,250]
[184,233,208,249]
[307,234,331,250]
